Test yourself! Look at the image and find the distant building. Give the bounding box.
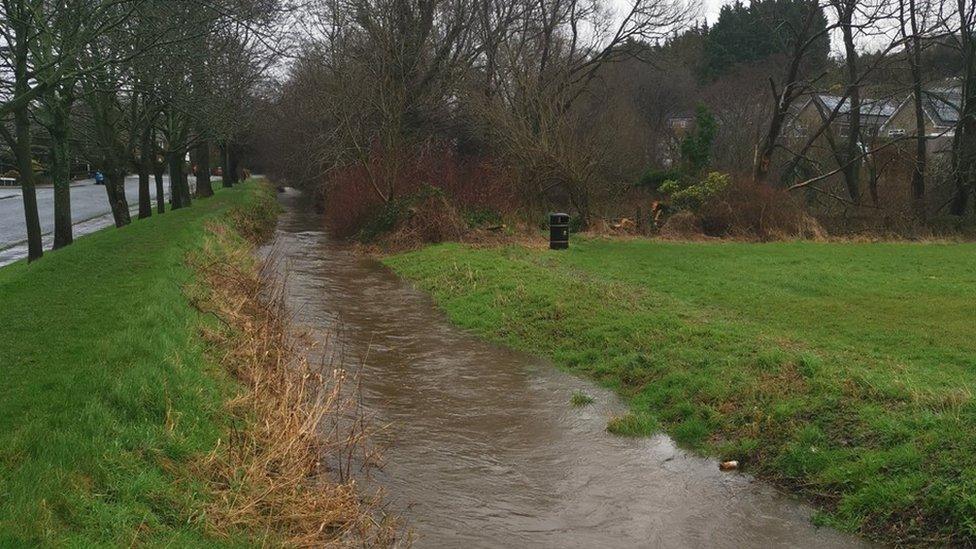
[880,87,960,139]
[666,113,695,136]
[792,94,899,140]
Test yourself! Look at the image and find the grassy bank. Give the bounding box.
[385,237,976,544]
[0,182,383,545]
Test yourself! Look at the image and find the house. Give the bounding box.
[792,94,899,140]
[667,113,695,136]
[879,87,960,139]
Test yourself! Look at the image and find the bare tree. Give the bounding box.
[832,0,865,203]
[898,0,939,218]
[0,0,45,260]
[476,0,693,223]
[952,0,976,214]
[753,0,834,185]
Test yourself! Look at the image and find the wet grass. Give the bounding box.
[384,237,976,545]
[570,390,594,407]
[606,412,659,437]
[0,183,263,545]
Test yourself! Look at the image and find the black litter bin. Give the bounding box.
[549,213,570,250]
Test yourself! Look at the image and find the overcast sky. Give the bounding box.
[704,0,728,22]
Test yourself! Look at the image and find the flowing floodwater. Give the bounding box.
[272,189,869,548]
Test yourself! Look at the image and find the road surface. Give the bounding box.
[0,176,207,266]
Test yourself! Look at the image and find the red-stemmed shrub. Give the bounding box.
[322,143,519,239]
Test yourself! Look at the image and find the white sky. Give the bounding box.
[704,0,727,22]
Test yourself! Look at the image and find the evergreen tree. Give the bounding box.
[701,0,830,80]
[680,105,717,174]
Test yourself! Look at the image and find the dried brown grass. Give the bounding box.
[185,211,401,547]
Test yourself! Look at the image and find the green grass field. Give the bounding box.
[0,183,265,546]
[385,237,976,544]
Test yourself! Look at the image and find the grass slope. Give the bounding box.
[385,237,976,544]
[0,183,264,546]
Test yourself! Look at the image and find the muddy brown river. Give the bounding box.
[272,190,869,548]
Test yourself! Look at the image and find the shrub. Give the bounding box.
[463,207,503,228]
[699,178,825,239]
[659,211,702,239]
[322,144,519,239]
[679,105,717,174]
[377,186,467,249]
[357,200,405,242]
[636,168,681,192]
[321,164,387,239]
[636,105,717,197]
[660,172,730,213]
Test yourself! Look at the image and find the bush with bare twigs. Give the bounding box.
[375,186,467,250]
[658,211,704,239]
[700,179,826,240]
[323,146,519,240]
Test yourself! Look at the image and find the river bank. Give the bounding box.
[384,237,976,545]
[0,182,388,545]
[273,189,866,547]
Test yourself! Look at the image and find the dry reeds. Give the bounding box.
[186,214,401,547]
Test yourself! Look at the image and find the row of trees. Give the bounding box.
[259,0,694,225]
[0,0,279,262]
[260,0,976,233]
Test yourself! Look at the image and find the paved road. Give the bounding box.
[0,175,209,266]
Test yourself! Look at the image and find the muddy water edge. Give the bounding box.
[268,189,871,548]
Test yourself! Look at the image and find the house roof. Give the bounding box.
[879,86,962,136]
[814,94,899,119]
[922,87,961,126]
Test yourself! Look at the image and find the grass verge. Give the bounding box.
[384,237,976,545]
[0,182,391,545]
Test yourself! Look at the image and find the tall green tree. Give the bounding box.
[679,105,717,174]
[702,0,830,81]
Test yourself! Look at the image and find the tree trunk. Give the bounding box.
[839,1,861,204]
[867,159,879,207]
[11,17,42,262]
[953,3,976,216]
[753,1,821,185]
[105,171,131,227]
[137,166,152,219]
[14,114,42,261]
[195,139,213,197]
[909,66,927,219]
[137,129,152,218]
[178,152,192,206]
[228,143,240,186]
[153,156,166,214]
[221,143,233,188]
[182,169,192,206]
[50,132,73,249]
[169,150,186,210]
[900,0,926,220]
